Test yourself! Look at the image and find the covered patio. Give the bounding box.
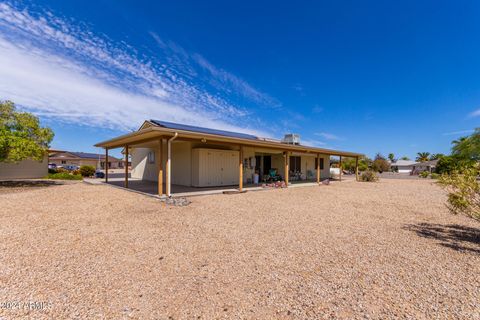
[95,120,362,197]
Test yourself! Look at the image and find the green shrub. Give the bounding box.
[438,167,480,221]
[435,155,475,174]
[360,170,379,182]
[48,168,57,174]
[419,171,429,178]
[47,173,82,180]
[430,173,439,179]
[56,167,68,173]
[372,158,390,173]
[79,165,96,177]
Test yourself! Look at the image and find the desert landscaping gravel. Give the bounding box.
[0,179,479,319]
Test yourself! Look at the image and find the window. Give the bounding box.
[315,158,324,170]
[289,156,301,173]
[148,151,155,164]
[61,160,66,164]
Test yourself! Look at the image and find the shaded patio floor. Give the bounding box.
[85,174,352,197]
[106,178,254,197]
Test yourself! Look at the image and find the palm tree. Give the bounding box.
[416,152,430,162]
[388,153,395,162]
[400,156,410,161]
[429,153,444,160]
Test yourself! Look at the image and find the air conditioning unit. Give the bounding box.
[281,133,301,145]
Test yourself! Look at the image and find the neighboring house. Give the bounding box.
[412,159,438,174]
[391,159,438,175]
[390,160,417,174]
[0,155,48,179]
[49,151,124,169]
[95,120,362,196]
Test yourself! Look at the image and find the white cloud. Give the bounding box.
[314,132,344,141]
[300,139,327,147]
[442,129,474,136]
[0,2,273,137]
[469,109,480,118]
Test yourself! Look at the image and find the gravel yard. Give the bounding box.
[1,179,479,319]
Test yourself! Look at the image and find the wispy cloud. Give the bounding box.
[301,139,327,147]
[312,105,323,113]
[0,2,275,136]
[442,129,474,136]
[469,109,480,118]
[315,132,344,141]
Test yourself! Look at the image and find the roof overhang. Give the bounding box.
[95,125,363,158]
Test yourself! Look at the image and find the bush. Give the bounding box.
[419,171,429,178]
[430,173,439,179]
[47,173,83,180]
[79,165,96,177]
[56,167,68,173]
[372,158,390,173]
[48,168,57,174]
[360,170,379,182]
[438,167,480,221]
[435,155,475,174]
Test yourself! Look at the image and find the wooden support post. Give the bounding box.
[284,151,289,187]
[166,144,171,197]
[105,148,109,183]
[355,156,359,181]
[339,156,342,181]
[239,146,243,191]
[124,145,129,188]
[158,138,163,196]
[316,153,320,184]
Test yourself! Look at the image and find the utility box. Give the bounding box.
[281,133,301,145]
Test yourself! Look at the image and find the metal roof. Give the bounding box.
[150,120,259,141]
[94,120,363,157]
[50,151,120,161]
[391,160,417,166]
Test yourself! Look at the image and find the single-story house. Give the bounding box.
[390,160,417,174]
[94,120,363,196]
[391,159,438,174]
[0,155,48,180]
[412,159,438,174]
[49,151,124,169]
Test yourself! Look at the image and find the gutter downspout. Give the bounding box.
[166,132,178,197]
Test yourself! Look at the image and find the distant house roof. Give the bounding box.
[415,159,439,167]
[150,120,259,141]
[391,159,439,167]
[391,160,417,167]
[50,151,121,161]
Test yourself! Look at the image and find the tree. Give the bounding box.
[340,156,371,172]
[388,153,395,162]
[451,128,480,161]
[435,155,474,174]
[416,152,430,162]
[372,153,390,173]
[429,153,444,160]
[400,156,410,160]
[0,101,54,162]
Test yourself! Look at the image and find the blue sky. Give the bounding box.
[1,0,479,159]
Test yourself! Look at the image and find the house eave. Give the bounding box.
[94,126,363,158]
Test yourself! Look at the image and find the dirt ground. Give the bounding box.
[0,179,479,319]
